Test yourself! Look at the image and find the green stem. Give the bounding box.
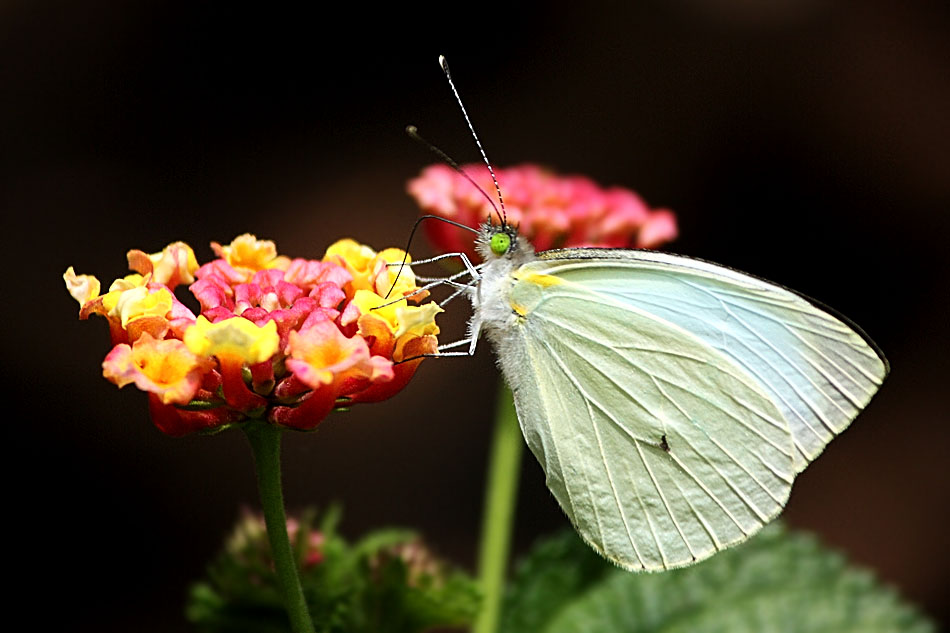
[474,384,523,633]
[244,424,315,633]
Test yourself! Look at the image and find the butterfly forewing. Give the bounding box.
[501,267,797,570]
[530,250,888,471]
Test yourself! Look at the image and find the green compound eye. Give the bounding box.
[490,231,512,256]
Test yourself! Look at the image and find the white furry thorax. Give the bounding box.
[468,222,537,350]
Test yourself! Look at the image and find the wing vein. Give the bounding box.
[673,278,847,436]
[536,327,753,538]
[634,439,698,565]
[537,337,646,565]
[539,309,794,461]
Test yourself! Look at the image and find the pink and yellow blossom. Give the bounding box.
[126,241,199,289]
[286,321,392,389]
[65,268,189,346]
[103,333,214,405]
[66,234,441,436]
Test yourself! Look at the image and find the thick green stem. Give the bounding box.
[244,424,315,633]
[474,384,523,633]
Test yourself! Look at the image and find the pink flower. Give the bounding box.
[407,163,678,256]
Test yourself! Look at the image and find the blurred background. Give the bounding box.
[4,1,947,630]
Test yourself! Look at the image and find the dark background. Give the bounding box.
[4,1,948,630]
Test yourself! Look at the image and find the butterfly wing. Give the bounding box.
[490,249,885,571]
[531,249,888,470]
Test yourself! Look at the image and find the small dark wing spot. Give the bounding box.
[659,434,670,453]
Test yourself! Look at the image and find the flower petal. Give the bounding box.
[184,315,280,365]
[63,267,101,309]
[102,333,214,405]
[211,233,287,272]
[394,302,443,338]
[636,209,679,249]
[352,334,437,403]
[285,320,374,389]
[127,241,199,289]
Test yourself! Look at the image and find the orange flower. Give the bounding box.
[66,234,441,435]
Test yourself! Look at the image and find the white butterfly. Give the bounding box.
[455,221,887,571]
[406,55,887,571]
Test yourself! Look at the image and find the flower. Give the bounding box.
[407,163,678,257]
[102,333,214,406]
[224,511,327,571]
[66,235,440,436]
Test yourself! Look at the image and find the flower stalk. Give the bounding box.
[474,384,523,633]
[244,423,315,633]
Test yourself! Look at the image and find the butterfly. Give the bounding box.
[463,219,887,571]
[405,56,888,571]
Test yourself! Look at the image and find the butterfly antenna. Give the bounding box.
[439,55,507,226]
[406,125,500,217]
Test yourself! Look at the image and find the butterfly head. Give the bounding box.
[475,221,533,263]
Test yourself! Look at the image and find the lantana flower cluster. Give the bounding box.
[64,235,440,436]
[408,163,678,256]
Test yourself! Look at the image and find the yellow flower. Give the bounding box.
[111,284,174,329]
[184,316,280,365]
[324,239,423,301]
[349,290,440,337]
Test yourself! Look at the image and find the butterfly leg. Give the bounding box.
[394,347,474,363]
[385,253,483,362]
[438,338,474,351]
[439,280,478,308]
[374,274,474,310]
[389,252,474,267]
[392,334,479,364]
[387,252,482,280]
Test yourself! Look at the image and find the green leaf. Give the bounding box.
[502,523,934,633]
[499,528,612,633]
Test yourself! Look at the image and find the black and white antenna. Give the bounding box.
[406,125,501,218]
[439,55,507,226]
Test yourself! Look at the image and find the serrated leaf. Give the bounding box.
[502,523,935,633]
[499,528,612,633]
